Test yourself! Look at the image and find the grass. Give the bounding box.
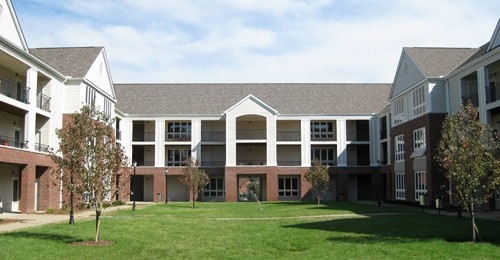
[1,201,500,259]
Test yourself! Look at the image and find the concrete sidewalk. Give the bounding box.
[0,204,133,234]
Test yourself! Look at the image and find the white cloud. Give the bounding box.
[14,0,500,83]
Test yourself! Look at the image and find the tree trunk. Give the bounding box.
[317,194,320,205]
[95,209,101,242]
[471,203,476,242]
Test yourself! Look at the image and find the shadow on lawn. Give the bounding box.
[1,231,82,244]
[284,213,500,245]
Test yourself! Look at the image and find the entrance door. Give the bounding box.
[12,177,19,212]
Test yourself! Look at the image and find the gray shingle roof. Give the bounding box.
[114,83,391,116]
[404,47,478,78]
[29,47,103,78]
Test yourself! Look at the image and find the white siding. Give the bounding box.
[0,0,25,49]
[391,52,426,99]
[429,81,447,113]
[84,51,115,100]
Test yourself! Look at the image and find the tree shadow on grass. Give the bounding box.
[1,231,82,244]
[283,213,500,246]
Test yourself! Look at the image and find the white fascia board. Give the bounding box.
[224,94,278,115]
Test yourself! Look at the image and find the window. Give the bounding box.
[411,128,426,158]
[166,149,191,166]
[412,85,425,117]
[395,172,406,200]
[393,97,404,125]
[414,171,427,201]
[203,177,225,197]
[278,176,300,197]
[380,116,387,140]
[394,135,404,162]
[311,147,336,166]
[85,85,96,105]
[167,122,191,141]
[310,121,335,140]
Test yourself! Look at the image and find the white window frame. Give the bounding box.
[103,98,112,116]
[413,128,425,150]
[311,147,336,166]
[85,85,96,105]
[414,171,427,201]
[310,121,335,139]
[167,122,192,140]
[278,176,300,197]
[394,135,404,162]
[203,177,225,197]
[412,85,425,117]
[395,172,406,200]
[166,148,191,166]
[393,97,404,125]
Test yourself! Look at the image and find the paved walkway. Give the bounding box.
[1,201,499,234]
[0,204,134,233]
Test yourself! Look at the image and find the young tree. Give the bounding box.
[49,104,128,242]
[436,102,500,242]
[178,157,209,208]
[305,159,330,205]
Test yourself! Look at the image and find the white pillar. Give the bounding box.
[301,119,311,166]
[155,120,165,167]
[266,115,277,166]
[477,67,488,124]
[225,116,236,166]
[123,119,133,162]
[191,119,201,162]
[369,116,378,166]
[24,68,37,150]
[336,119,347,166]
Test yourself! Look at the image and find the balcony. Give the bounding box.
[0,75,28,104]
[36,93,51,112]
[277,131,300,141]
[201,131,225,142]
[166,132,191,142]
[35,143,50,153]
[237,129,266,140]
[487,82,500,103]
[311,132,336,141]
[132,131,155,142]
[0,134,27,149]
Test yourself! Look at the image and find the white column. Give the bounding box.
[301,119,311,166]
[369,116,378,166]
[191,119,202,162]
[336,119,347,166]
[123,119,133,162]
[155,120,165,167]
[225,115,236,166]
[24,68,37,150]
[266,115,277,166]
[477,67,488,124]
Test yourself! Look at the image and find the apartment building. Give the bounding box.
[0,0,116,213]
[2,0,499,212]
[114,83,390,202]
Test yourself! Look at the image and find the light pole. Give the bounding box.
[165,169,168,204]
[132,161,137,211]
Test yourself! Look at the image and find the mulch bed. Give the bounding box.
[0,219,25,225]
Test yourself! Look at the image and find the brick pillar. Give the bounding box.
[266,167,278,201]
[225,167,237,201]
[20,164,35,213]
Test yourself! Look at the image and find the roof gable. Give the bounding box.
[224,94,278,116]
[488,18,500,52]
[390,50,425,99]
[84,49,116,100]
[29,47,103,78]
[0,0,28,50]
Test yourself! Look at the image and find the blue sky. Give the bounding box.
[13,0,500,83]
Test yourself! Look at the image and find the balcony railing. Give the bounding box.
[115,130,122,140]
[462,90,479,106]
[201,161,225,167]
[132,132,155,142]
[486,82,500,103]
[277,131,301,141]
[277,161,301,166]
[237,130,266,139]
[201,131,225,142]
[0,135,27,149]
[35,143,50,153]
[0,75,29,104]
[237,160,266,166]
[36,92,51,112]
[166,132,191,141]
[311,132,336,141]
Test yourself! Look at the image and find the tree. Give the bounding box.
[49,104,128,241]
[436,102,500,242]
[178,157,210,208]
[305,159,330,205]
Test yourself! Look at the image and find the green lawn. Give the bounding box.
[1,202,499,259]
